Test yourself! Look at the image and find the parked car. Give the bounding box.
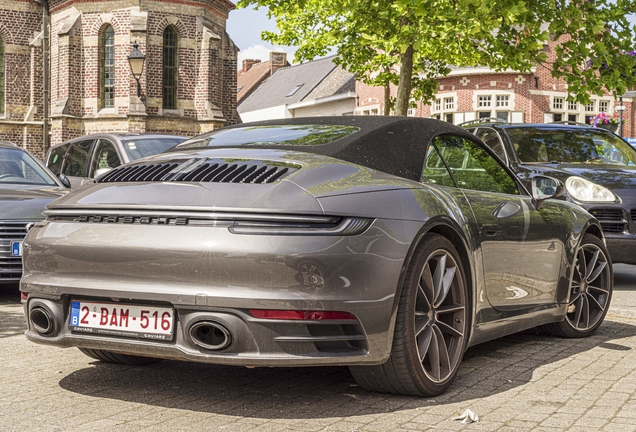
[46,133,187,188]
[462,120,636,265]
[0,141,67,284]
[21,117,611,397]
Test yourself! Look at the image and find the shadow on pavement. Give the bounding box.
[57,319,636,418]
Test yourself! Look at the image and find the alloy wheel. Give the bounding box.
[414,250,466,383]
[566,243,611,331]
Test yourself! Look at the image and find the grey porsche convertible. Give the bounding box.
[20,117,612,397]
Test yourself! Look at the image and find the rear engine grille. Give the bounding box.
[0,221,30,281]
[588,208,626,234]
[631,209,636,224]
[97,158,300,184]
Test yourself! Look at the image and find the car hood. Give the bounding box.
[0,185,67,220]
[46,149,419,215]
[519,163,636,189]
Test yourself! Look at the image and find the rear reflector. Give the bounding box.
[20,292,28,301]
[249,310,356,320]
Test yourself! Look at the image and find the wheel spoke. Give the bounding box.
[588,285,609,296]
[433,325,451,378]
[586,292,604,312]
[435,264,456,308]
[577,249,587,282]
[415,314,430,337]
[587,260,607,285]
[420,263,435,305]
[572,294,584,327]
[436,304,465,315]
[569,291,582,305]
[425,329,440,379]
[436,319,463,338]
[417,326,433,363]
[581,294,590,329]
[584,250,600,281]
[432,254,447,305]
[416,284,431,313]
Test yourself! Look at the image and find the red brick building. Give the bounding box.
[356,43,635,138]
[0,0,238,159]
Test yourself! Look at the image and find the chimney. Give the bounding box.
[269,52,287,76]
[242,59,261,73]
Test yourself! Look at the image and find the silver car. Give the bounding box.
[46,133,187,188]
[21,117,612,396]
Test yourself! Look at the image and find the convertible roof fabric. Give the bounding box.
[174,116,477,182]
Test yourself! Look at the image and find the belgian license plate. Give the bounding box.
[69,300,174,341]
[10,241,22,257]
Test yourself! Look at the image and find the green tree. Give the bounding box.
[239,0,636,115]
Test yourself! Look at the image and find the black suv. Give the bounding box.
[463,120,636,265]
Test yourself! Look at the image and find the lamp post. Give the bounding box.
[128,41,146,106]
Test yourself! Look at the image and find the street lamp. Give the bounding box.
[616,97,626,137]
[128,41,146,105]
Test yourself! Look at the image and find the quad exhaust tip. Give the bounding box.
[30,306,54,335]
[189,321,232,350]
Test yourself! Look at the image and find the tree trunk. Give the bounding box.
[395,43,414,116]
[383,81,391,115]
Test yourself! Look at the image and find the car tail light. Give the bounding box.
[249,310,356,320]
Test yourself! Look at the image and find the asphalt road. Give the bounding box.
[1,265,635,431]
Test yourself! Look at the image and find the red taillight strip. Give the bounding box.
[249,310,356,320]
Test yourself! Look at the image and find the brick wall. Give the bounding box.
[0,0,238,160]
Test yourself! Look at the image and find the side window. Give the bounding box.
[422,145,456,187]
[61,140,93,177]
[47,144,69,175]
[474,128,506,161]
[89,139,121,177]
[433,135,520,195]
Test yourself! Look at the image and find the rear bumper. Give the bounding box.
[21,217,421,366]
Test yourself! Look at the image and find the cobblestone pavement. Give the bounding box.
[1,265,636,432]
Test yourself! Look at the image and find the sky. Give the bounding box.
[226,6,636,67]
[226,6,297,67]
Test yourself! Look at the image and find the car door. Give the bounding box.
[88,139,123,179]
[60,139,95,188]
[428,134,564,310]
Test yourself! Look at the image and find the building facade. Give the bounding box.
[356,43,635,138]
[0,0,238,159]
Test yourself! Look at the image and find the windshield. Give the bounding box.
[174,125,360,149]
[121,137,186,161]
[507,127,636,166]
[0,147,58,186]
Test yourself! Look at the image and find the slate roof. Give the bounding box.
[238,56,344,114]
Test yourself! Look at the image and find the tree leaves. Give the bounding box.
[239,0,636,114]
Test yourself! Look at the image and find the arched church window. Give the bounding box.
[163,26,178,110]
[100,25,115,109]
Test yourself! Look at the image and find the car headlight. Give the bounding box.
[565,176,617,202]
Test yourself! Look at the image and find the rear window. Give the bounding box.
[121,137,186,161]
[174,125,360,149]
[507,127,636,166]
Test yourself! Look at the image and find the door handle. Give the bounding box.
[481,224,502,236]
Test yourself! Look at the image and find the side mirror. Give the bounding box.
[57,173,71,189]
[94,167,113,178]
[531,175,564,210]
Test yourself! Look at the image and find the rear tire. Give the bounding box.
[542,234,613,338]
[350,233,469,396]
[78,348,162,366]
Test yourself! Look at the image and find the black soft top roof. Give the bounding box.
[173,116,476,182]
